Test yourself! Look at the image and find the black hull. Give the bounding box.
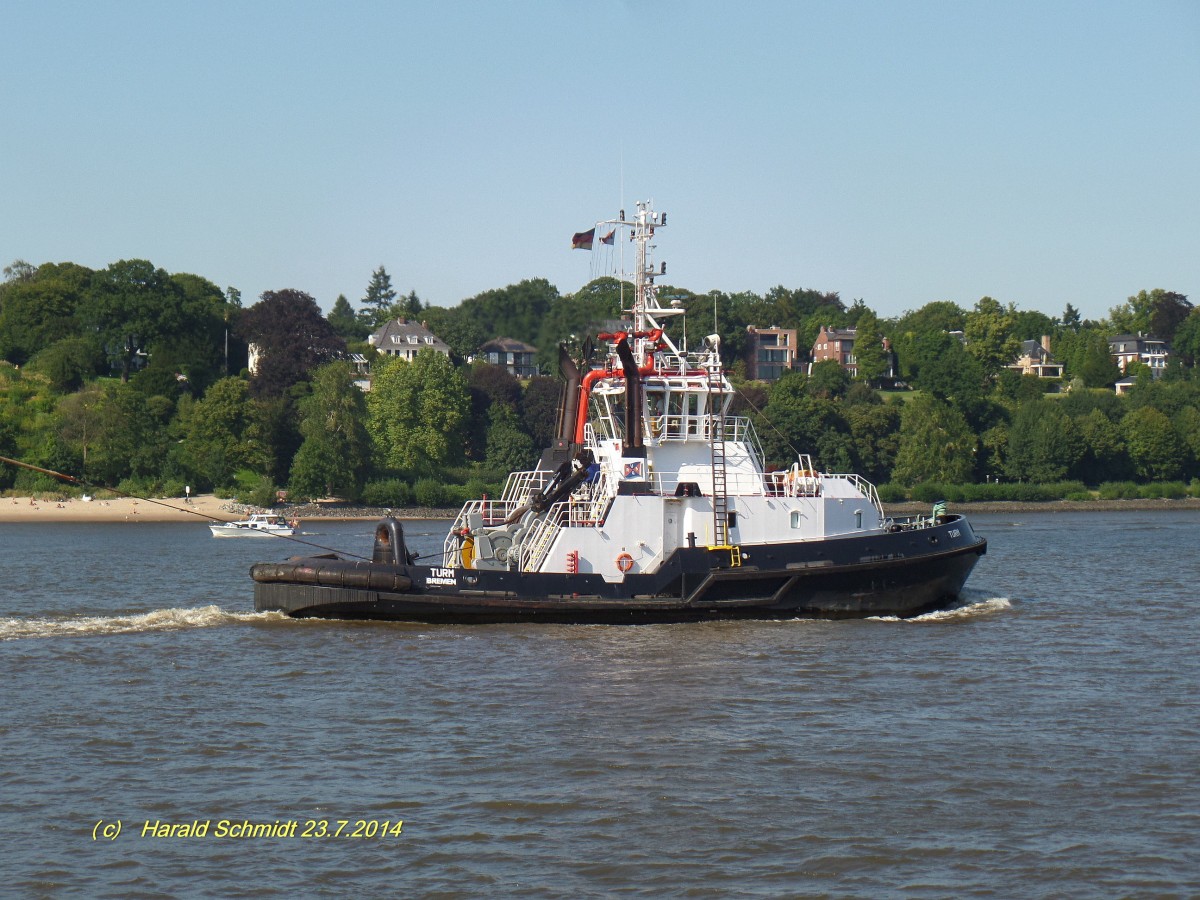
[252,516,987,624]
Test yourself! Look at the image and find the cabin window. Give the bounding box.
[645,390,665,438]
[608,394,627,439]
[855,509,863,529]
[589,395,616,441]
[790,510,802,528]
[728,511,737,529]
[667,392,684,437]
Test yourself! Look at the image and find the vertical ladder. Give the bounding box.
[708,369,730,549]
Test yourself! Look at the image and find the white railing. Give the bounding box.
[830,473,885,522]
[568,466,615,526]
[519,502,568,571]
[500,469,555,504]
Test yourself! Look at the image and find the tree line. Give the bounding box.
[2,256,1198,504]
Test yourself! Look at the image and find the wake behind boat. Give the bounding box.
[252,200,986,622]
[210,513,297,538]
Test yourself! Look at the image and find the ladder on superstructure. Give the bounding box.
[708,368,733,556]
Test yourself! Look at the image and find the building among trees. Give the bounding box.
[1006,336,1063,379]
[807,325,895,381]
[368,319,451,362]
[480,337,539,378]
[744,326,799,381]
[1109,333,1169,376]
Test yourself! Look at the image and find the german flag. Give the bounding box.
[571,228,595,250]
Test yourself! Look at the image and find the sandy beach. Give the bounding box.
[0,493,240,524]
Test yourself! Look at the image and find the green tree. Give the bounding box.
[288,361,371,500]
[3,259,37,282]
[393,290,423,320]
[850,309,889,385]
[757,373,853,471]
[1004,400,1084,482]
[1173,406,1200,478]
[891,394,976,485]
[360,265,398,328]
[963,296,1020,382]
[538,277,630,362]
[1010,308,1057,342]
[892,300,966,335]
[1107,289,1170,336]
[758,285,844,332]
[0,262,94,365]
[1074,408,1131,483]
[419,304,489,361]
[466,362,522,459]
[1148,290,1192,342]
[86,383,176,485]
[1108,289,1156,335]
[182,377,270,488]
[459,278,559,350]
[1060,387,1124,421]
[978,423,1009,482]
[911,332,985,408]
[28,336,106,393]
[84,259,188,382]
[1122,406,1185,481]
[1171,309,1200,367]
[1059,328,1121,388]
[56,387,107,481]
[521,376,562,451]
[367,350,469,473]
[889,300,966,380]
[237,289,347,398]
[142,272,232,393]
[484,405,536,477]
[846,402,901,483]
[807,359,850,399]
[328,293,368,341]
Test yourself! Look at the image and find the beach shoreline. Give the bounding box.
[0,493,1197,524]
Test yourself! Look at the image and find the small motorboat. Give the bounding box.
[210,513,298,538]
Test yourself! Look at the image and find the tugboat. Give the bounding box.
[252,201,986,623]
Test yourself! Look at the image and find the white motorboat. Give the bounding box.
[210,513,298,538]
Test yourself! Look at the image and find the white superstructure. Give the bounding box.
[446,201,884,580]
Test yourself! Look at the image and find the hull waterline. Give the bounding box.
[253,517,987,624]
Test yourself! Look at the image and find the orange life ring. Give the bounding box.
[615,553,634,573]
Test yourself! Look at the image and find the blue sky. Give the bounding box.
[2,1,1197,322]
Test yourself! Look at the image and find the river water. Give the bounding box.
[2,510,1197,897]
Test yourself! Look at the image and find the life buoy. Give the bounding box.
[615,552,634,573]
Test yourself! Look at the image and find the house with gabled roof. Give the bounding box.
[807,325,895,380]
[1007,336,1063,379]
[368,319,451,361]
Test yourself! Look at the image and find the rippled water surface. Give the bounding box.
[3,512,1198,897]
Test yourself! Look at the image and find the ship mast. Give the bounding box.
[631,201,660,336]
[598,201,686,362]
